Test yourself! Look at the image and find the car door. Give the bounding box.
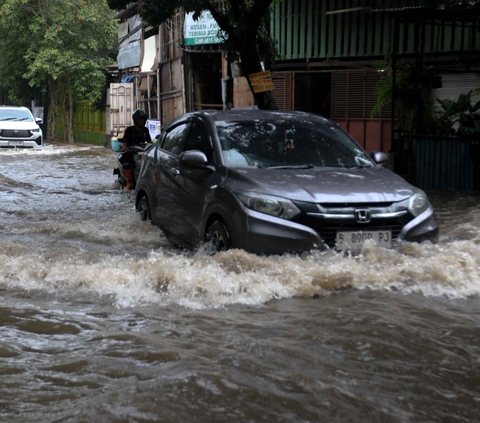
[170,120,217,244]
[152,122,189,235]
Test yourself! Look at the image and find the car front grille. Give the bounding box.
[1,129,31,138]
[292,205,411,249]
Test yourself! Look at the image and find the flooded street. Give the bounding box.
[1,145,480,423]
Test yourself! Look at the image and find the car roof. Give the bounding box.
[168,109,330,126]
[197,109,327,123]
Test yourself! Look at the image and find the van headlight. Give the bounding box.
[235,191,301,220]
[408,190,429,217]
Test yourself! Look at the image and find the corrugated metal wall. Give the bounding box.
[412,137,478,190]
[271,0,480,61]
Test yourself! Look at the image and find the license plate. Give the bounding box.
[336,230,392,250]
[8,141,24,147]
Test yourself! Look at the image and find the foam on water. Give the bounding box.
[1,233,479,309]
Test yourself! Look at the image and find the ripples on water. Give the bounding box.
[1,145,480,422]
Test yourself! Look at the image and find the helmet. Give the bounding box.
[132,109,148,122]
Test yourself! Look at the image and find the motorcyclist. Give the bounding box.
[120,109,151,190]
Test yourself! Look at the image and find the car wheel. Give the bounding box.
[137,196,151,221]
[207,220,231,252]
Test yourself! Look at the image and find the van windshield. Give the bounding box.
[215,119,373,169]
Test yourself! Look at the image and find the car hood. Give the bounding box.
[0,121,39,130]
[227,166,416,203]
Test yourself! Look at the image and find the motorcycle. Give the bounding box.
[113,140,153,190]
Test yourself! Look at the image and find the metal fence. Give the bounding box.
[395,136,480,191]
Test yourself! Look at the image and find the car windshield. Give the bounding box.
[0,109,33,122]
[216,119,373,168]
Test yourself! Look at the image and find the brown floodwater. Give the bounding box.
[1,145,480,422]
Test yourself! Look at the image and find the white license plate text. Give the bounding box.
[336,230,392,250]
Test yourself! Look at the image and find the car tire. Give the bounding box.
[137,196,151,221]
[207,220,231,252]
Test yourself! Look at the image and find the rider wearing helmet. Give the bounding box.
[120,109,151,189]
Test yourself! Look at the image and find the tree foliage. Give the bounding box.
[372,62,433,134]
[107,0,279,109]
[0,0,117,142]
[434,91,480,135]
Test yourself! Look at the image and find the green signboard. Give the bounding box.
[184,11,227,46]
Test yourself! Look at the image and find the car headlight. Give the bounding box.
[235,191,301,220]
[408,190,429,217]
[31,128,40,132]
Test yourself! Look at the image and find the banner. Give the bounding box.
[184,11,227,46]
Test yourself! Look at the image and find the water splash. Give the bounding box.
[1,235,479,309]
[1,145,479,309]
[0,144,93,157]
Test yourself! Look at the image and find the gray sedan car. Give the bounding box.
[135,110,438,254]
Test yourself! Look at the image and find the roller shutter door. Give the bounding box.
[432,73,480,121]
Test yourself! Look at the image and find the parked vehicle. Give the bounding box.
[0,106,43,149]
[113,141,153,189]
[135,110,439,254]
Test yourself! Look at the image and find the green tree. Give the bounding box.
[0,0,117,143]
[372,62,433,134]
[107,0,278,109]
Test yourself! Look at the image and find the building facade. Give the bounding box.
[109,1,480,154]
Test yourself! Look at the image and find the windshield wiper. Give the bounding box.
[264,164,315,170]
[347,164,373,169]
[0,118,17,121]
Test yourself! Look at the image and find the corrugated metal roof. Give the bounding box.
[112,1,144,21]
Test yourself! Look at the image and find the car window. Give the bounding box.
[215,119,373,169]
[161,123,188,155]
[183,123,214,162]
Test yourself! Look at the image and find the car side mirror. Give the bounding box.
[35,118,43,125]
[179,150,209,168]
[370,151,388,165]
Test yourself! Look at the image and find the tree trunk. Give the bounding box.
[47,78,58,142]
[254,88,277,110]
[239,54,278,110]
[65,72,74,144]
[58,73,74,144]
[234,20,278,111]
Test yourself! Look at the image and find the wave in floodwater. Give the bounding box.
[1,230,479,309]
[1,144,479,309]
[0,144,94,157]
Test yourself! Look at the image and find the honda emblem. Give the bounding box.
[355,209,371,223]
